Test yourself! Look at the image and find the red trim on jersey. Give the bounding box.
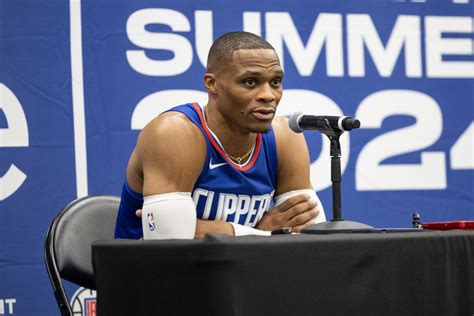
[192,102,261,172]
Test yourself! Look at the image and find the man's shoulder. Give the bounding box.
[272,116,295,141]
[272,115,307,155]
[137,111,206,153]
[272,116,289,129]
[143,111,202,139]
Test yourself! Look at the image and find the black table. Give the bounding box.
[92,230,474,316]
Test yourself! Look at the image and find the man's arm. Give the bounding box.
[131,112,235,239]
[136,112,205,195]
[272,116,312,195]
[135,210,234,239]
[255,117,324,232]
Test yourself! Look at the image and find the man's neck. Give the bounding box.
[204,104,257,158]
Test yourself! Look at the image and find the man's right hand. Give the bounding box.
[255,194,319,233]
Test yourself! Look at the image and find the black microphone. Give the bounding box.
[289,112,360,133]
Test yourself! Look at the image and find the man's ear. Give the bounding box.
[204,73,217,94]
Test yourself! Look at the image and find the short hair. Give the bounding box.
[206,31,275,72]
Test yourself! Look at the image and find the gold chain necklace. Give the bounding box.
[226,147,253,165]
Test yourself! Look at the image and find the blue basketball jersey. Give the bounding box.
[114,103,278,239]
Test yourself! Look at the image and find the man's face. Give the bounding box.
[214,49,283,133]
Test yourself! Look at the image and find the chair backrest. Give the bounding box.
[44,195,120,316]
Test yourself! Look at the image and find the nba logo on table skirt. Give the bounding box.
[147,212,156,231]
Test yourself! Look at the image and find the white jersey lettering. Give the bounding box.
[192,189,275,227]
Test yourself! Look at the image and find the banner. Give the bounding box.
[1,0,472,314]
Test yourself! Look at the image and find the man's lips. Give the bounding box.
[252,108,275,120]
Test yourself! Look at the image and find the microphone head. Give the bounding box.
[340,117,361,131]
[289,112,304,133]
[352,119,361,129]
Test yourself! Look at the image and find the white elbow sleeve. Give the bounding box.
[142,192,196,240]
[274,189,326,224]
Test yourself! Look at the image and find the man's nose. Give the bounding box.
[256,84,277,103]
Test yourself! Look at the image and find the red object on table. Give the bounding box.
[422,221,474,230]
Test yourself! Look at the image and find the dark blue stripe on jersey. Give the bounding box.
[114,180,143,239]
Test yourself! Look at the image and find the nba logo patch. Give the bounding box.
[147,212,156,231]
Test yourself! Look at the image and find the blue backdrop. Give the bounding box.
[1,0,473,315]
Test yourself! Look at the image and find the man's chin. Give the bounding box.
[249,123,272,134]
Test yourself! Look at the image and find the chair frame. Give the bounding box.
[44,195,119,316]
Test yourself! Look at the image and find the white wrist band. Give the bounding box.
[274,189,326,223]
[230,222,271,236]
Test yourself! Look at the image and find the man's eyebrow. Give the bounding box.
[237,70,284,77]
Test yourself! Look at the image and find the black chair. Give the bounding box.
[44,195,120,316]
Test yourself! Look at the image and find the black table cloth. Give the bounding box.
[93,230,474,316]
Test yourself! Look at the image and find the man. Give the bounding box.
[115,31,325,239]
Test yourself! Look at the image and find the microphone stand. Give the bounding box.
[302,123,375,234]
